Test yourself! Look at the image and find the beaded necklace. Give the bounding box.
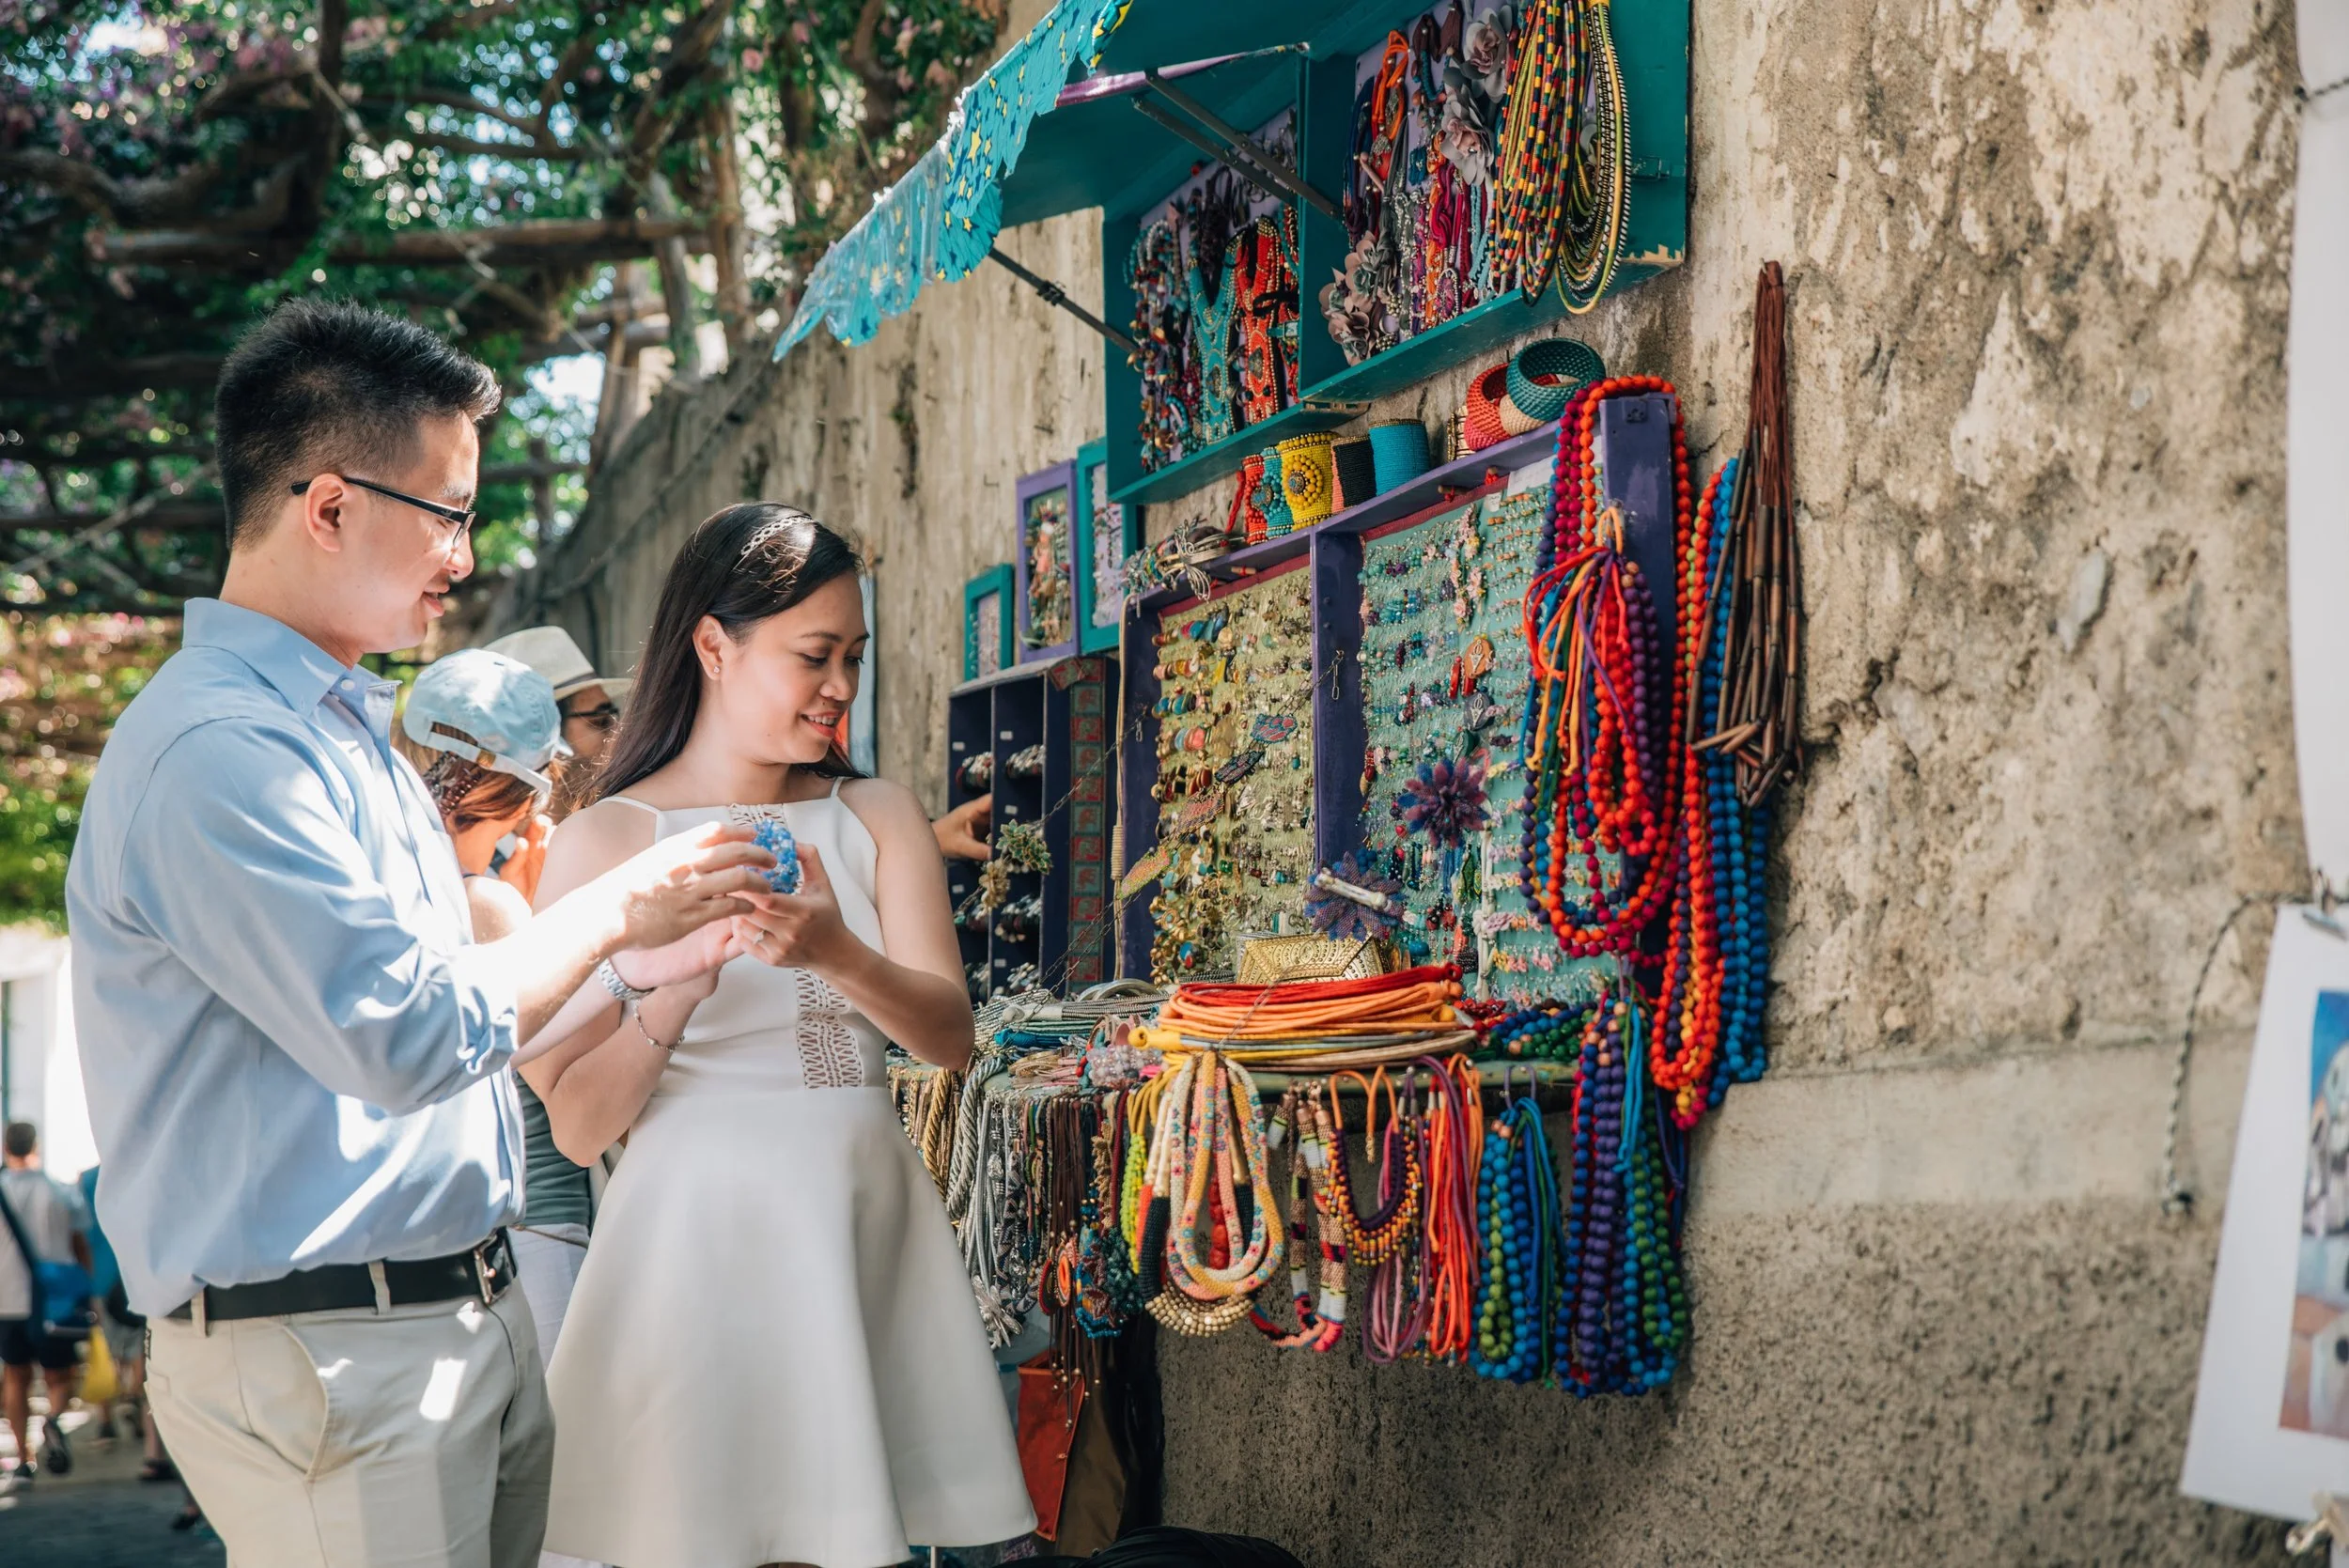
[1555,993,1688,1394]
[1469,1082,1563,1382]
[1234,210,1300,428]
[1312,1077,1423,1270]
[1554,0,1629,313]
[1353,1069,1436,1362]
[1187,237,1241,446]
[1128,217,1194,472]
[1516,376,1693,957]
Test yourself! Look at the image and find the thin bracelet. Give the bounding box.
[629,999,681,1053]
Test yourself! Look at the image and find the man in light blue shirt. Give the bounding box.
[68,301,770,1568]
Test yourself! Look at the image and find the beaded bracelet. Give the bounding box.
[1276,432,1337,525]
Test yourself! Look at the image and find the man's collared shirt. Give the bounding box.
[68,598,523,1317]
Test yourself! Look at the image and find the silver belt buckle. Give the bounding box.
[471,1239,498,1304]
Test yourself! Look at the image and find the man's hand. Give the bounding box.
[609,917,743,995]
[933,793,992,862]
[596,822,772,954]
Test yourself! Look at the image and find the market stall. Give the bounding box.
[782,0,1793,1546]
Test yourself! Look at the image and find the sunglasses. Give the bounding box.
[292,474,476,550]
[563,702,621,732]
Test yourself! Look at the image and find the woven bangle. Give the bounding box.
[1368,420,1432,492]
[1258,449,1296,537]
[1495,390,1544,437]
[1228,455,1269,545]
[1332,440,1377,509]
[1506,338,1607,423]
[1276,433,1337,525]
[1463,362,1511,451]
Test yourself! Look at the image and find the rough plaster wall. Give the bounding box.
[498,0,2312,1556]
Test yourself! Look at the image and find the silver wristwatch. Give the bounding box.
[595,957,651,1002]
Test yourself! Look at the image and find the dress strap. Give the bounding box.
[607,795,663,817]
[829,776,846,800]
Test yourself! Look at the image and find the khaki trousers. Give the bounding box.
[148,1287,553,1568]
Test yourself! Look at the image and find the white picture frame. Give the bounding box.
[2183,906,2349,1520]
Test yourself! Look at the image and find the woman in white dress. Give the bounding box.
[523,505,1033,1568]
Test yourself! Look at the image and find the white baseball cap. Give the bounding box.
[403,649,569,800]
[481,625,633,706]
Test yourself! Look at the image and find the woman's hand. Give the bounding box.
[733,845,863,977]
[495,813,554,903]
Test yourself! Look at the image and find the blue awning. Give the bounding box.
[775,0,1135,358]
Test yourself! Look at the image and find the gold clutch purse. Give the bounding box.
[1235,933,1402,986]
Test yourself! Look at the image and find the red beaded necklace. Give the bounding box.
[1516,375,1693,957]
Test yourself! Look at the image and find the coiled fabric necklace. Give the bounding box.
[1250,1088,1347,1352]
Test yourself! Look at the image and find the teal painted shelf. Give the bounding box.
[1106,398,1365,508]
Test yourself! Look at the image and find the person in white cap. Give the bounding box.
[402,650,604,1568]
[483,626,631,774]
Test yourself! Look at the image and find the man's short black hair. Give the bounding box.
[213,299,502,549]
[2,1122,34,1159]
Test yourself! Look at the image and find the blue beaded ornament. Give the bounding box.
[751,816,802,895]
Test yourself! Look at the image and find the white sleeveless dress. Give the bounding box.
[543,788,1034,1568]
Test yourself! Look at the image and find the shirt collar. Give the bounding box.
[182,598,382,721]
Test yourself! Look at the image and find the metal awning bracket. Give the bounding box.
[985,247,1140,357]
[1139,69,1342,222]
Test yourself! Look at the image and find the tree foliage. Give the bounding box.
[1,0,1007,613]
[0,0,1006,928]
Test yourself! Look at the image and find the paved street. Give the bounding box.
[0,1409,222,1568]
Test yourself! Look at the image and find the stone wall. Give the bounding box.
[493,0,2310,1558]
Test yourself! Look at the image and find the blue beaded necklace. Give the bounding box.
[1695,457,1772,1105]
[1470,1084,1564,1383]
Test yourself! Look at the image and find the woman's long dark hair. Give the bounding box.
[589,504,864,805]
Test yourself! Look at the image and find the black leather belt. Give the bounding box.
[166,1232,515,1326]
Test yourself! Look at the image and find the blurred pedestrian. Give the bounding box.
[0,1121,93,1482]
[67,299,773,1568]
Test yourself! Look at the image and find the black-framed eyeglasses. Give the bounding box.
[563,702,620,733]
[291,474,476,549]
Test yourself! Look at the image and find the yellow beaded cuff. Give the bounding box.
[1276,432,1338,524]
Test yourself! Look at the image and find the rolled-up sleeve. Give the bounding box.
[117,720,519,1113]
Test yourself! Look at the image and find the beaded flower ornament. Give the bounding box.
[1398,756,1490,848]
[1304,853,1403,942]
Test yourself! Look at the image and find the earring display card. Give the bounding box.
[1146,565,1316,982]
[1356,490,1596,1006]
[1016,464,1080,663]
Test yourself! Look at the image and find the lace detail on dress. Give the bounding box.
[792,970,867,1089]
